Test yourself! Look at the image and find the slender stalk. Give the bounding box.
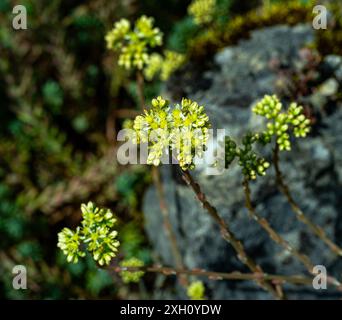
[243,178,314,270]
[136,71,187,286]
[243,178,342,291]
[112,265,315,286]
[151,167,189,287]
[181,169,283,299]
[273,143,342,256]
[136,70,146,111]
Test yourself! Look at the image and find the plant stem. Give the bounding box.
[181,169,283,299]
[151,167,189,287]
[273,143,342,256]
[243,178,314,270]
[112,265,315,286]
[243,177,342,291]
[136,70,145,111]
[136,71,187,286]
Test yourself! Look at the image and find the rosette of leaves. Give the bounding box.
[132,96,211,170]
[252,95,311,151]
[57,202,120,266]
[105,16,163,71]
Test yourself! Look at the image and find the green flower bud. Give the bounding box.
[252,95,311,151]
[105,16,163,71]
[120,258,145,283]
[188,0,216,26]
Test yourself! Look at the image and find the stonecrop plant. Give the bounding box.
[132,96,210,170]
[188,0,216,26]
[223,134,270,181]
[56,8,342,299]
[58,91,342,299]
[57,202,120,266]
[144,50,186,81]
[222,95,311,180]
[119,257,145,284]
[252,95,311,151]
[105,16,163,70]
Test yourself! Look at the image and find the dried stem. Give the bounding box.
[273,143,342,256]
[181,169,283,299]
[112,265,315,286]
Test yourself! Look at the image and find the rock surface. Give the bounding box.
[143,24,342,299]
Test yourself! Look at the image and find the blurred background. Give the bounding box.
[0,0,341,299]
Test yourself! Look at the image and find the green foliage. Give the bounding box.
[58,202,120,266]
[167,17,200,53]
[188,0,216,26]
[42,81,64,114]
[71,14,104,49]
[169,0,233,54]
[0,0,168,299]
[0,184,27,245]
[120,222,152,263]
[119,257,145,284]
[314,2,342,56]
[187,281,205,300]
[116,168,151,209]
[86,269,114,296]
[105,16,163,70]
[132,96,211,170]
[187,1,314,59]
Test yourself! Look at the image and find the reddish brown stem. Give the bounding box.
[243,178,314,271]
[136,70,145,111]
[181,169,283,299]
[136,72,187,286]
[112,265,316,286]
[152,167,188,287]
[273,144,342,257]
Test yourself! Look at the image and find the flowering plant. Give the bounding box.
[105,16,163,71]
[132,96,211,170]
[57,202,120,266]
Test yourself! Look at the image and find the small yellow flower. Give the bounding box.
[132,96,211,170]
[188,0,216,26]
[187,281,205,300]
[120,257,145,283]
[105,16,163,71]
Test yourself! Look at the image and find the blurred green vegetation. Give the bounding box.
[0,0,341,299]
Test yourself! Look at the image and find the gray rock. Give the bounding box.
[324,55,342,82]
[318,79,339,96]
[143,25,342,299]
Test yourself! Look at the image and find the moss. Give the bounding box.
[188,1,342,60]
[188,1,312,59]
[314,3,342,56]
